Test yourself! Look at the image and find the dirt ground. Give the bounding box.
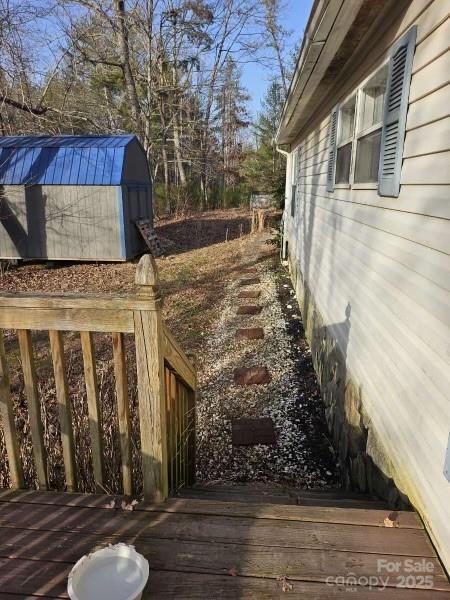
[0,209,253,354]
[0,210,261,493]
[0,208,335,495]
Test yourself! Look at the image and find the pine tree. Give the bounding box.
[242,81,286,206]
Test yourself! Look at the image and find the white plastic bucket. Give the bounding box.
[68,543,149,600]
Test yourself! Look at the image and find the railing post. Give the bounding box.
[134,254,168,503]
[0,332,24,489]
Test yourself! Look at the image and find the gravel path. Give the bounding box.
[196,234,339,489]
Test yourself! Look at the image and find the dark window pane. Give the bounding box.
[354,129,382,183]
[291,185,296,217]
[335,143,352,184]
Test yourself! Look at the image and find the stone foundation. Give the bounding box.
[289,257,410,509]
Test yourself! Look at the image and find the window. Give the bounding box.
[335,95,356,184]
[326,25,416,197]
[290,150,298,218]
[354,65,387,183]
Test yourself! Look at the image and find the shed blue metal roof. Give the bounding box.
[0,135,137,185]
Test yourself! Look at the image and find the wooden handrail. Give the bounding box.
[162,323,196,391]
[0,254,196,503]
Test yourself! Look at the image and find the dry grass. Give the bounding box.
[0,209,257,495]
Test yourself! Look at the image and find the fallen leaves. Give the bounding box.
[102,498,139,511]
[276,575,293,592]
[383,511,399,527]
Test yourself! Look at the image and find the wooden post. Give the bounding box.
[0,332,24,488]
[49,330,76,492]
[134,254,168,503]
[80,331,104,492]
[17,330,48,490]
[251,209,257,234]
[257,209,266,232]
[112,332,133,495]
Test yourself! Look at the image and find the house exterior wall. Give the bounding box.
[283,0,450,569]
[0,185,123,260]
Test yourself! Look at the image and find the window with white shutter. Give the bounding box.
[323,26,416,195]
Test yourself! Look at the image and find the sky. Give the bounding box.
[243,0,313,120]
[25,0,313,123]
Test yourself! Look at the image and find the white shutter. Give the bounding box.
[326,105,339,192]
[378,26,417,197]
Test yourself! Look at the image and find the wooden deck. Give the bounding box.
[0,488,448,599]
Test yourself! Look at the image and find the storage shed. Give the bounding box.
[0,135,152,261]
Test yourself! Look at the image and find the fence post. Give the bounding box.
[134,254,168,503]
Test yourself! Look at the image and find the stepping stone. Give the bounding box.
[238,290,260,299]
[234,366,271,385]
[236,327,264,340]
[237,305,261,315]
[232,417,276,446]
[238,278,260,286]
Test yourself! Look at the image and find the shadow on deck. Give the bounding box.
[0,487,448,598]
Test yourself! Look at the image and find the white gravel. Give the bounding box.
[196,236,337,488]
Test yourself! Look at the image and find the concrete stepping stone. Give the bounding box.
[236,327,264,340]
[237,305,262,315]
[232,417,276,446]
[238,278,260,286]
[234,366,271,385]
[238,290,260,299]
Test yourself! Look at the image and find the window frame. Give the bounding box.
[352,62,388,188]
[334,61,389,190]
[334,93,357,189]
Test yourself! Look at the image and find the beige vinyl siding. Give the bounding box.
[284,0,450,571]
[0,186,28,258]
[44,186,121,260]
[0,185,122,260]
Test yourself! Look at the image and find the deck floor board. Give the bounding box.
[0,490,448,598]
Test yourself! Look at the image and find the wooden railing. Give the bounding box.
[0,254,196,502]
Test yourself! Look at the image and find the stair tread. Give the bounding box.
[176,484,391,510]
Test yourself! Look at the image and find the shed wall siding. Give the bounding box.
[284,0,450,569]
[122,184,153,259]
[0,185,122,260]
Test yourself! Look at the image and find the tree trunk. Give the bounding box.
[114,0,141,136]
[173,110,187,186]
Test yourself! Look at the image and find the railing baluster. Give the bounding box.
[169,371,177,492]
[80,331,104,492]
[188,388,196,485]
[183,385,188,487]
[49,330,76,492]
[164,367,172,492]
[112,332,133,495]
[177,379,182,488]
[17,330,48,490]
[0,332,24,489]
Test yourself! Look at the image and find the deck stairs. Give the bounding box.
[176,482,390,508]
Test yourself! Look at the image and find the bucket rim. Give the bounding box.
[67,542,149,600]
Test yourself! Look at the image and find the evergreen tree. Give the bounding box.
[242,81,286,206]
